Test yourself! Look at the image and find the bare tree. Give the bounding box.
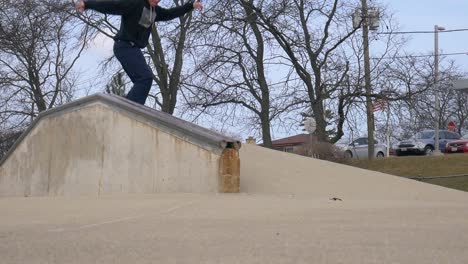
[238,0,362,142]
[143,0,198,114]
[105,71,128,97]
[377,55,466,139]
[450,90,468,134]
[0,129,23,161]
[181,0,303,147]
[0,0,89,129]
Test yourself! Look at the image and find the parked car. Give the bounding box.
[344,137,387,159]
[395,130,461,156]
[446,133,468,154]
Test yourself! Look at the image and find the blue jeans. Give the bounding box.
[113,41,153,105]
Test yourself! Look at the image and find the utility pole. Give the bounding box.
[433,25,445,155]
[361,0,375,160]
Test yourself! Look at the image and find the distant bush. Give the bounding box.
[0,130,23,161]
[297,141,350,164]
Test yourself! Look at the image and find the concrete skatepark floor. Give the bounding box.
[1,145,468,263]
[1,194,468,264]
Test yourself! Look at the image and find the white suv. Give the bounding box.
[344,137,387,159]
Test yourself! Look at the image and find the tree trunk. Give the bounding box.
[260,109,273,148]
[312,100,327,142]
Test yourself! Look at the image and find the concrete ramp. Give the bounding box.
[240,144,468,202]
[1,93,466,203]
[1,102,468,263]
[0,94,241,197]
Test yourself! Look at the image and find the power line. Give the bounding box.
[372,52,468,60]
[377,28,468,35]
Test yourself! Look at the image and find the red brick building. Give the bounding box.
[270,134,316,154]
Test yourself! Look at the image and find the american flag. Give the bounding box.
[372,99,388,112]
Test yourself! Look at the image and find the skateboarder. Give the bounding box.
[75,0,203,105]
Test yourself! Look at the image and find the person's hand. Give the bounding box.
[75,1,85,12]
[193,1,203,10]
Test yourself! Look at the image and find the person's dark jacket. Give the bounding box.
[84,0,194,48]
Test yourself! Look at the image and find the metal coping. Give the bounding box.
[0,93,241,166]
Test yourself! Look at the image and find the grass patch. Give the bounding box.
[423,178,468,192]
[349,154,468,192]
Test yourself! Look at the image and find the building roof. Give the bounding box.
[271,134,312,147]
[1,93,241,166]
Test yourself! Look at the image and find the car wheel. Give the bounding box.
[424,145,434,155]
[376,152,385,158]
[345,151,353,159]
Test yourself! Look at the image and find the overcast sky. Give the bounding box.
[389,0,468,68]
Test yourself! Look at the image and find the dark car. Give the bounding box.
[446,133,468,154]
[395,130,461,156]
